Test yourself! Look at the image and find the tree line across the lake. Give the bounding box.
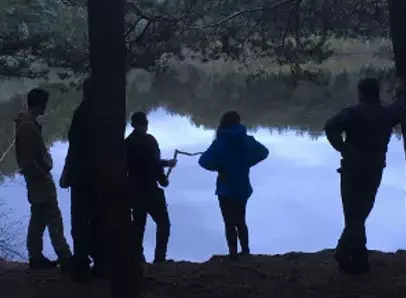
[0,62,400,181]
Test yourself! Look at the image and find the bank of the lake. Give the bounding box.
[2,250,406,297]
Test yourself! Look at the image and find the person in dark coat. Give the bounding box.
[325,77,400,274]
[198,111,269,260]
[125,111,177,264]
[15,88,72,271]
[59,77,108,282]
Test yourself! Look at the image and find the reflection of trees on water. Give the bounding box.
[0,65,396,179]
[129,65,394,132]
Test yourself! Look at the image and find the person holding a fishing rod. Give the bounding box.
[125,111,177,264]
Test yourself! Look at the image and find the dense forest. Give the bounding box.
[0,0,392,80]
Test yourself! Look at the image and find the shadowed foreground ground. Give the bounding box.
[2,249,406,298]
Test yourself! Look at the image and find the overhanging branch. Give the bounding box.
[186,0,296,30]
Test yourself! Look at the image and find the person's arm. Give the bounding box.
[246,136,269,167]
[16,123,48,179]
[198,141,219,171]
[148,135,169,186]
[60,133,75,188]
[324,107,353,154]
[60,108,83,188]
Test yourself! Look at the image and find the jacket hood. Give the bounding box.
[15,111,36,128]
[217,124,247,142]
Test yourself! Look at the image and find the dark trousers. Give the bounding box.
[71,184,108,271]
[25,174,71,261]
[132,187,170,262]
[336,163,383,267]
[218,196,249,255]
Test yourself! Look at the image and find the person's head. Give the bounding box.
[219,111,241,128]
[216,111,241,138]
[357,77,380,104]
[131,111,148,132]
[27,88,49,116]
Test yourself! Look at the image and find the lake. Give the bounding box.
[1,107,406,262]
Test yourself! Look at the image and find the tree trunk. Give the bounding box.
[388,0,406,78]
[87,0,141,297]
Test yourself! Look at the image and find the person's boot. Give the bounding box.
[71,267,92,284]
[59,257,74,274]
[153,257,174,264]
[70,258,92,283]
[335,243,354,272]
[29,256,58,270]
[239,247,251,257]
[91,264,109,279]
[228,246,238,261]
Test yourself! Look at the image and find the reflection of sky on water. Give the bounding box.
[2,108,406,262]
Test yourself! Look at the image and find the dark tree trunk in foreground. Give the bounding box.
[388,0,406,78]
[87,0,141,297]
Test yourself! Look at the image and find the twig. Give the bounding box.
[166,149,203,178]
[176,150,204,156]
[0,138,15,165]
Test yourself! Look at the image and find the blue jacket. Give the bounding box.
[198,124,269,200]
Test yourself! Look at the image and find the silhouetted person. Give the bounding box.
[15,88,72,270]
[325,78,400,274]
[60,78,108,282]
[198,111,269,260]
[126,111,177,264]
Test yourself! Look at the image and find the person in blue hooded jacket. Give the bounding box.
[198,111,269,260]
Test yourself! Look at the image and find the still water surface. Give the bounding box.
[2,108,406,262]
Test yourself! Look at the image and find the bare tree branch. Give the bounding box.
[126,2,179,23]
[187,0,296,30]
[125,17,143,38]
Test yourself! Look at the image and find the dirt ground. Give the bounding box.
[2,249,406,298]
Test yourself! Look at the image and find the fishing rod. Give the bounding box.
[166,149,204,178]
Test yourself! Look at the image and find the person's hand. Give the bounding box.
[341,144,362,162]
[159,175,169,188]
[59,166,70,189]
[218,172,226,182]
[59,175,69,189]
[166,159,177,168]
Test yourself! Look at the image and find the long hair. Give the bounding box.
[215,111,241,139]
